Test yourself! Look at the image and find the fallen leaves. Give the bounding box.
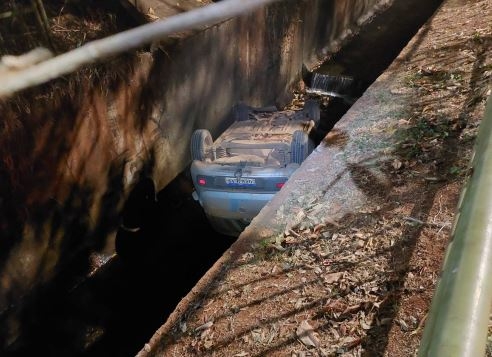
[324,271,345,284]
[296,320,320,348]
[194,321,213,332]
[145,7,160,21]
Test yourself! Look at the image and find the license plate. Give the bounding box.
[225,177,256,186]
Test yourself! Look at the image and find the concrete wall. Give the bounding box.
[0,0,391,348]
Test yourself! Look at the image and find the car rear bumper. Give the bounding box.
[196,190,275,221]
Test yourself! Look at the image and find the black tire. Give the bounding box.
[291,130,311,164]
[303,99,320,127]
[233,103,250,121]
[191,129,213,161]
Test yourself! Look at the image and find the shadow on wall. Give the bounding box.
[0,51,158,349]
[114,175,158,263]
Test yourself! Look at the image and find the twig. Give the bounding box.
[31,0,56,51]
[410,313,428,335]
[404,216,451,229]
[0,11,14,19]
[10,1,35,49]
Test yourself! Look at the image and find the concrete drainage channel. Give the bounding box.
[3,176,236,357]
[2,1,444,356]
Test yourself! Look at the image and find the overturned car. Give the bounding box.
[190,99,321,236]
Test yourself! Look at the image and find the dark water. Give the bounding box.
[4,173,235,357]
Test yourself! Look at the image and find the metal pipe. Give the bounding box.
[419,94,492,356]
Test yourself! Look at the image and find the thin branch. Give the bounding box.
[31,0,56,51]
[0,0,281,98]
[9,1,35,50]
[0,11,14,19]
[404,216,451,229]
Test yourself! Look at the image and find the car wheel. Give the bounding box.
[233,103,250,121]
[191,129,213,161]
[303,99,320,127]
[291,130,311,164]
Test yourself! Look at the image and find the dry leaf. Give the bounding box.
[324,216,340,227]
[341,337,362,349]
[146,7,159,20]
[396,319,409,331]
[285,236,297,244]
[323,299,347,314]
[251,329,263,343]
[343,303,362,314]
[295,298,305,309]
[287,228,300,237]
[200,328,211,340]
[392,159,402,170]
[296,320,320,348]
[313,223,326,233]
[360,319,372,330]
[324,271,344,284]
[270,243,286,251]
[194,321,213,332]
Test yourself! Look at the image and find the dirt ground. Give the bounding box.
[140,0,492,356]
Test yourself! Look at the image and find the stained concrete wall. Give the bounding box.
[0,0,392,348]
